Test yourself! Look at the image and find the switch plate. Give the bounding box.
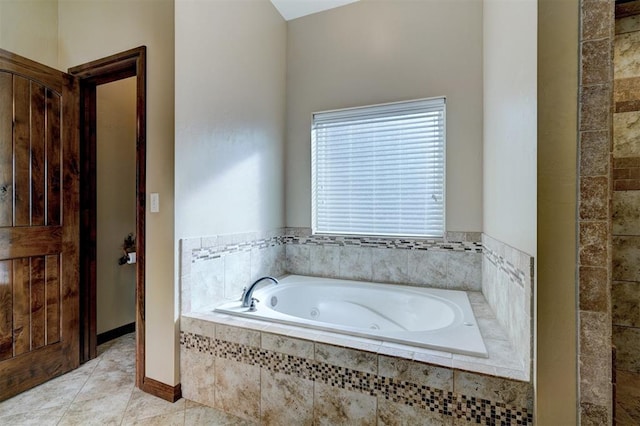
[150,193,159,213]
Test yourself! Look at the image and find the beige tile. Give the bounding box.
[371,248,409,284]
[453,371,533,410]
[314,342,377,374]
[224,251,251,300]
[180,349,215,413]
[58,392,131,426]
[122,388,186,424]
[613,236,640,281]
[407,249,447,287]
[214,358,260,422]
[582,39,611,85]
[580,402,609,426]
[260,370,313,425]
[617,15,640,35]
[579,221,609,267]
[285,244,310,275]
[581,0,612,41]
[447,251,481,291]
[121,411,185,426]
[614,111,640,157]
[308,244,341,278]
[180,316,216,339]
[313,381,377,426]
[580,84,611,132]
[613,190,640,236]
[613,325,640,372]
[580,176,609,220]
[0,405,68,426]
[216,324,260,347]
[339,246,373,281]
[73,368,135,403]
[580,311,611,360]
[616,371,640,425]
[616,31,640,79]
[261,332,314,359]
[377,396,451,425]
[579,266,609,313]
[184,403,255,426]
[378,355,452,392]
[613,281,640,327]
[580,356,612,406]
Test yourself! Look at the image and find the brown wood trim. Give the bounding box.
[141,377,182,403]
[70,46,146,389]
[0,48,63,93]
[0,227,63,260]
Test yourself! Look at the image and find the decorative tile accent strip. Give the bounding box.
[482,243,529,288]
[192,228,482,263]
[180,331,533,426]
[613,156,640,191]
[192,235,285,263]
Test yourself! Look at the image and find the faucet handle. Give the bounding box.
[240,286,247,301]
[248,298,259,312]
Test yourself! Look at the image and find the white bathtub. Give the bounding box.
[215,275,488,357]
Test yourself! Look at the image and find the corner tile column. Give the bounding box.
[578,0,615,424]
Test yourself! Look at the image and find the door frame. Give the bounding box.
[69,46,146,388]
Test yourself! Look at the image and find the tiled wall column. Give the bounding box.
[612,11,640,418]
[578,0,614,424]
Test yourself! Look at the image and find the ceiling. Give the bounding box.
[270,0,360,21]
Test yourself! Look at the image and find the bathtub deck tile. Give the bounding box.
[378,355,453,392]
[412,351,454,369]
[261,333,314,359]
[313,332,383,355]
[452,339,522,371]
[216,324,261,348]
[315,342,378,374]
[377,342,415,360]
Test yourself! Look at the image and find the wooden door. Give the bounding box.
[0,49,79,401]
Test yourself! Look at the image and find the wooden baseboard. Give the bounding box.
[97,322,135,346]
[141,376,181,403]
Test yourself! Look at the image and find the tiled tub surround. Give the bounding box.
[613,13,640,380]
[180,229,532,376]
[180,314,534,425]
[481,234,534,378]
[181,227,483,315]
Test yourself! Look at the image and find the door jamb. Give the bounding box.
[69,46,146,389]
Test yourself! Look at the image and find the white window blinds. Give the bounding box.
[312,97,445,238]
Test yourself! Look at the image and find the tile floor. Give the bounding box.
[616,370,640,426]
[0,333,252,425]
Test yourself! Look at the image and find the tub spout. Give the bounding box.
[241,276,279,308]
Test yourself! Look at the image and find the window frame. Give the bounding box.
[311,96,447,239]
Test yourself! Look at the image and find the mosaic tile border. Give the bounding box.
[181,331,533,425]
[192,228,482,264]
[482,244,530,288]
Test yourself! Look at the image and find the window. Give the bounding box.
[311,97,445,238]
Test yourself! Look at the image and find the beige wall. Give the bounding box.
[482,0,537,256]
[537,0,578,423]
[96,78,137,335]
[285,0,483,232]
[175,0,286,239]
[58,0,177,385]
[0,0,58,68]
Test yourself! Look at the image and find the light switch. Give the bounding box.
[150,193,159,213]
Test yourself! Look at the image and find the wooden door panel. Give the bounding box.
[0,49,79,401]
[0,260,11,361]
[46,91,62,227]
[0,73,11,228]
